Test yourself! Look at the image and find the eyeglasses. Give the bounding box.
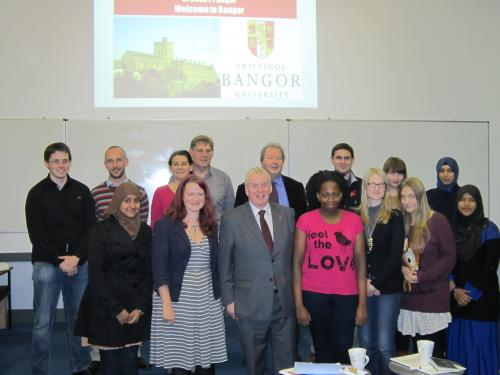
[367,182,386,189]
[48,159,70,165]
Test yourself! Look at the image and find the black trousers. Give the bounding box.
[99,345,139,375]
[303,291,358,364]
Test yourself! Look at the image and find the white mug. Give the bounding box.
[417,340,435,367]
[348,347,370,370]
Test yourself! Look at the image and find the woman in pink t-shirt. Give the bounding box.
[151,150,193,229]
[293,171,367,364]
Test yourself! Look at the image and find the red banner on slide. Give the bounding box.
[115,0,296,19]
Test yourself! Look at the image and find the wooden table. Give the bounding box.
[0,266,13,330]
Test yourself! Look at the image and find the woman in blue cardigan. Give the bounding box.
[150,175,227,375]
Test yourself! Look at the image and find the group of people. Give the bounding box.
[25,137,498,375]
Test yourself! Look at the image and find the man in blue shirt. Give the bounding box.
[235,142,307,220]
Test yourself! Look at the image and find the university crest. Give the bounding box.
[247,20,274,58]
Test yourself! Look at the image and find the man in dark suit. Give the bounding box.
[219,167,296,375]
[234,143,307,219]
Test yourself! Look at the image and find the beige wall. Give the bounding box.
[1,0,499,308]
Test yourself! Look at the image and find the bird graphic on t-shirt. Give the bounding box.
[334,231,351,253]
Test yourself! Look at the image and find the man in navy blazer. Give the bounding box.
[234,143,307,220]
[219,167,296,375]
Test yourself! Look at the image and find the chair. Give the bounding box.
[0,265,13,330]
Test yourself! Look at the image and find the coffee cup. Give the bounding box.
[348,347,369,370]
[417,340,435,367]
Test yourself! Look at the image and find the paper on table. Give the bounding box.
[294,362,342,374]
[390,354,465,374]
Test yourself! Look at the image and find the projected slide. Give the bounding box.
[94,0,317,108]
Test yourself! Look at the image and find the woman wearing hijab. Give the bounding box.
[151,150,193,229]
[75,182,152,375]
[357,168,405,375]
[150,175,227,375]
[447,185,499,374]
[426,156,459,224]
[397,177,456,358]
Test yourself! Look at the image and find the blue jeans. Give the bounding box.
[358,293,400,375]
[303,291,357,364]
[31,262,91,375]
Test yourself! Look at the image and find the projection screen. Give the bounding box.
[94,0,317,108]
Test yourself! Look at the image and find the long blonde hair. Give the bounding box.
[400,177,432,250]
[360,167,393,225]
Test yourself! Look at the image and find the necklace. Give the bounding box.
[183,218,200,239]
[184,220,198,229]
[365,204,381,252]
[365,223,377,252]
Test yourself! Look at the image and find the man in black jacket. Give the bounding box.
[306,143,362,212]
[26,142,95,375]
[234,142,307,220]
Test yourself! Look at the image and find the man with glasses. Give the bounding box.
[189,135,235,221]
[26,142,95,375]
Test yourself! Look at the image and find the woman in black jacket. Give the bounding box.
[447,185,500,374]
[425,156,459,224]
[357,168,405,375]
[75,182,152,375]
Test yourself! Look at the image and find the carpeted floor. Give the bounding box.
[0,318,312,375]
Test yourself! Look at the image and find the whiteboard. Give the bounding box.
[289,120,489,212]
[0,119,65,253]
[66,119,289,211]
[0,119,489,254]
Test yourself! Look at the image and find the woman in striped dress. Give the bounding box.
[150,175,227,375]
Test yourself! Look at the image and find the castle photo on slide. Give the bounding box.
[113,18,220,98]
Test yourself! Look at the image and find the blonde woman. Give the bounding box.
[357,168,405,375]
[397,177,456,358]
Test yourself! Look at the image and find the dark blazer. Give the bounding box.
[426,185,459,224]
[75,217,152,347]
[151,217,220,302]
[234,174,307,219]
[451,222,500,321]
[366,210,405,294]
[218,202,295,320]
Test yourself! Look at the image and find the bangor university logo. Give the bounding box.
[248,20,274,58]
